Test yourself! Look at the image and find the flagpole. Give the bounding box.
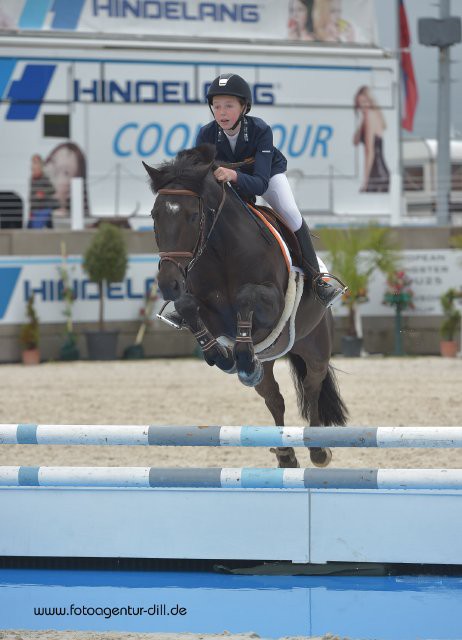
[394,0,404,227]
[436,0,451,226]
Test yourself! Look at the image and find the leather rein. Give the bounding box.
[156,183,227,279]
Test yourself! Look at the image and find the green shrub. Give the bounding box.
[19,294,39,350]
[83,223,128,331]
[440,288,461,341]
[319,225,399,337]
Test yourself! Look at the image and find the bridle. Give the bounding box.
[156,183,227,281]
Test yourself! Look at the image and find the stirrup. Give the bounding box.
[156,300,185,330]
[312,273,348,308]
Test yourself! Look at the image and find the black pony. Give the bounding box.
[144,144,347,468]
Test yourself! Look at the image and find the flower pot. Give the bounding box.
[341,335,363,357]
[60,340,80,361]
[85,330,119,360]
[123,344,144,359]
[21,348,40,365]
[440,340,458,358]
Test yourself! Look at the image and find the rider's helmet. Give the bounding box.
[207,73,252,114]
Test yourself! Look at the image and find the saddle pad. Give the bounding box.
[248,203,303,266]
[246,203,292,273]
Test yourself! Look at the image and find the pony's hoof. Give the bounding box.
[237,360,264,387]
[310,446,332,467]
[270,447,300,469]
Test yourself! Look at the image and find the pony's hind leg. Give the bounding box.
[289,352,332,467]
[289,316,348,467]
[255,361,299,469]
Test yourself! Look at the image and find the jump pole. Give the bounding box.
[1,466,462,490]
[1,424,462,447]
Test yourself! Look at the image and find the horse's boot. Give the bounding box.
[294,220,347,308]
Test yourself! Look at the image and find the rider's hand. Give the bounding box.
[214,167,237,183]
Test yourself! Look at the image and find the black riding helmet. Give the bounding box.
[207,73,252,112]
[207,73,252,131]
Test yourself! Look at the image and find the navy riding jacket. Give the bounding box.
[196,116,287,199]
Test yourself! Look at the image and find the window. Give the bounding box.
[403,166,424,191]
[43,114,70,138]
[451,164,462,191]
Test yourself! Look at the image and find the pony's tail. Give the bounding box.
[288,353,348,426]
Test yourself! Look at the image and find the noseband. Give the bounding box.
[156,184,226,279]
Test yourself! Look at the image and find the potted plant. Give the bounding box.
[58,242,80,361]
[450,233,462,250]
[83,222,128,360]
[19,294,40,365]
[439,288,461,358]
[319,225,398,357]
[383,270,415,356]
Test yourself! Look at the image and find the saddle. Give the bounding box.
[246,203,303,269]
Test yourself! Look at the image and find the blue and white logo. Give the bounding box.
[3,64,56,120]
[18,0,86,30]
[0,267,21,321]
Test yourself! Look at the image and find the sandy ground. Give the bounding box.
[0,357,461,640]
[0,357,461,470]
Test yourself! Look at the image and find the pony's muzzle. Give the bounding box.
[157,267,185,301]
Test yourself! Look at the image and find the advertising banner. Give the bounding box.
[0,52,398,222]
[0,0,378,46]
[1,251,461,326]
[0,254,160,325]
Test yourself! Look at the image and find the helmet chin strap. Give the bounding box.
[228,106,247,131]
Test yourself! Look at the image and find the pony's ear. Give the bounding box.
[142,161,163,192]
[195,143,216,165]
[194,160,215,187]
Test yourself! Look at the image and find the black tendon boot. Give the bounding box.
[294,220,348,308]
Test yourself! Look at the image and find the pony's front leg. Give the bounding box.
[233,310,263,387]
[174,294,235,373]
[233,283,282,388]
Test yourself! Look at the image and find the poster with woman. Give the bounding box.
[43,142,90,217]
[353,86,390,193]
[287,0,376,45]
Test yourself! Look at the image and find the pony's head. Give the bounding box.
[143,144,218,300]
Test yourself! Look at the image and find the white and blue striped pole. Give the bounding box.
[1,425,462,448]
[1,466,462,490]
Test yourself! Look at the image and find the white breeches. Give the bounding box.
[261,172,303,232]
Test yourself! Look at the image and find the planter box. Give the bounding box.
[21,348,40,365]
[341,336,363,357]
[440,340,458,358]
[85,331,119,360]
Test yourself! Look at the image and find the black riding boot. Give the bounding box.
[294,220,347,308]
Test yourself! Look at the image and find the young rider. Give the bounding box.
[196,73,347,307]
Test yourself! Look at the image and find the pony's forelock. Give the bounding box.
[149,146,216,194]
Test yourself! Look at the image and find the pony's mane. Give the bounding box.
[149,145,215,193]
